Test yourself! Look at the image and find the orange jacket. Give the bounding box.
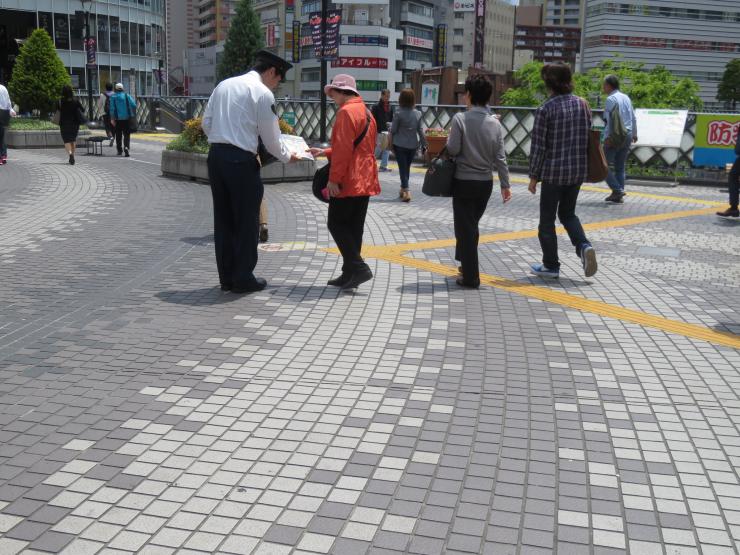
[325,97,381,198]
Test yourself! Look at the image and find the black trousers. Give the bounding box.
[207,143,264,288]
[0,124,6,157]
[729,156,739,209]
[453,179,493,285]
[327,196,370,275]
[103,115,113,138]
[538,182,590,270]
[114,119,131,152]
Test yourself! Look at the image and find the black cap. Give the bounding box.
[254,50,293,78]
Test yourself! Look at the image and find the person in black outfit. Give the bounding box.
[371,89,393,172]
[716,136,740,218]
[58,85,85,165]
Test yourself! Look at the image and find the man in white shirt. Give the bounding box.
[0,82,17,165]
[202,51,300,293]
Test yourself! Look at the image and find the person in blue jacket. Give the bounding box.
[717,136,740,218]
[109,83,137,157]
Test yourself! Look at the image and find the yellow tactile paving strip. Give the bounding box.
[326,187,739,349]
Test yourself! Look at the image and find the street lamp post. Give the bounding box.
[81,0,95,121]
[319,0,328,144]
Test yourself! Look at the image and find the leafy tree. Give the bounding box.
[8,29,71,118]
[502,59,703,110]
[216,0,264,83]
[501,62,547,106]
[717,58,740,110]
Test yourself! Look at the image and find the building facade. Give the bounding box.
[515,24,580,67]
[197,0,237,48]
[447,0,513,76]
[0,0,165,96]
[581,0,740,107]
[483,0,514,75]
[543,0,584,26]
[295,2,403,101]
[166,0,197,94]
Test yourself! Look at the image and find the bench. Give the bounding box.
[85,136,107,156]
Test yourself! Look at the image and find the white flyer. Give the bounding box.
[279,134,314,160]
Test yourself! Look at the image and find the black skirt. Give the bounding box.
[60,124,80,143]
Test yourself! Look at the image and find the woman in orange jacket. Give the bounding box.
[309,75,380,290]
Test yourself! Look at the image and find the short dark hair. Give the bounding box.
[541,63,574,95]
[105,82,113,91]
[253,59,287,80]
[465,74,493,106]
[61,84,74,101]
[398,88,415,108]
[604,74,620,90]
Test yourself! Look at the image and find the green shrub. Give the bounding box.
[8,29,71,118]
[166,134,209,154]
[9,118,59,130]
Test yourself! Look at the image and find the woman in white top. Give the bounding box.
[0,82,17,165]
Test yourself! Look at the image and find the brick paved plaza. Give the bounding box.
[1,136,739,555]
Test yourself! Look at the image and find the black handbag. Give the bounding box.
[312,111,371,203]
[422,147,455,197]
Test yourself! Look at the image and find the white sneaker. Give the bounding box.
[581,245,597,277]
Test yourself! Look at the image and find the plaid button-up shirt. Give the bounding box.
[529,93,592,185]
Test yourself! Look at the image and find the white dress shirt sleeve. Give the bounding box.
[202,91,214,138]
[256,90,291,163]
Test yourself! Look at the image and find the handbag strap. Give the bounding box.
[352,110,372,150]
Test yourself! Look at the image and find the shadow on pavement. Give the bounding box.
[181,234,214,245]
[155,288,242,305]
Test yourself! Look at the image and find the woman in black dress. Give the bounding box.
[58,85,84,165]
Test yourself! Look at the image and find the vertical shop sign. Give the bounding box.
[309,12,323,59]
[292,20,301,62]
[323,10,342,60]
[435,24,447,66]
[473,0,485,68]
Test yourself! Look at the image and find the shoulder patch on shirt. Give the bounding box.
[271,104,277,116]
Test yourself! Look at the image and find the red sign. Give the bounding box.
[331,57,388,69]
[708,121,740,146]
[266,24,276,47]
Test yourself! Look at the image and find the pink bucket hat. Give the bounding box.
[324,74,360,96]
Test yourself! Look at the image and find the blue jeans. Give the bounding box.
[393,146,416,189]
[605,136,631,194]
[375,145,390,169]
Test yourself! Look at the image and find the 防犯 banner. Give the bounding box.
[694,114,740,167]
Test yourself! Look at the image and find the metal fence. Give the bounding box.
[78,94,709,176]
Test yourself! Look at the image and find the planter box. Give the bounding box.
[161,149,316,184]
[7,129,90,149]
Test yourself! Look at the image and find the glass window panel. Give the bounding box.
[97,14,109,53]
[71,11,85,50]
[38,12,54,38]
[130,22,138,55]
[120,21,130,54]
[54,13,70,49]
[138,23,146,56]
[110,17,120,53]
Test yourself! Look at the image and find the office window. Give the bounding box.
[71,12,85,50]
[453,45,463,52]
[138,23,146,56]
[110,16,120,53]
[54,13,70,49]
[97,14,109,53]
[120,21,130,54]
[453,28,464,36]
[455,12,464,19]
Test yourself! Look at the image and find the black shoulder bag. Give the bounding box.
[312,111,371,203]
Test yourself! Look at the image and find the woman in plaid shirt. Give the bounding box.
[528,63,598,279]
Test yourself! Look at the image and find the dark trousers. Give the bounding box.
[207,143,263,288]
[453,179,493,284]
[114,120,131,153]
[327,196,370,275]
[729,156,740,209]
[103,115,113,138]
[0,124,6,157]
[393,145,416,189]
[538,182,590,270]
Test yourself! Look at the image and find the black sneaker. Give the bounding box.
[327,273,352,287]
[109,138,115,147]
[220,283,232,291]
[117,150,123,156]
[717,207,740,218]
[340,268,373,290]
[259,225,269,243]
[69,154,75,165]
[581,245,598,277]
[231,278,267,294]
[456,277,480,289]
[124,148,130,157]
